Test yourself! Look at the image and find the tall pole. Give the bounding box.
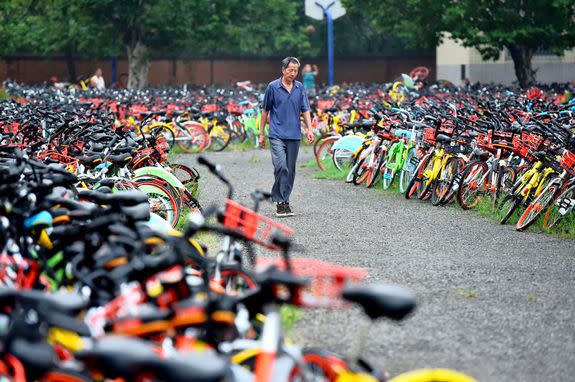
[326,9,334,85]
[316,1,336,85]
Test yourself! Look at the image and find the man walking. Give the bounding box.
[259,57,314,217]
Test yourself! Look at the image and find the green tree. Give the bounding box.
[443,0,575,88]
[344,0,575,88]
[0,0,115,82]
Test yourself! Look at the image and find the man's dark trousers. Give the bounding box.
[269,138,300,204]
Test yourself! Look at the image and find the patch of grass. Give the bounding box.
[457,288,477,298]
[300,158,317,168]
[527,294,538,302]
[307,162,575,238]
[281,305,302,333]
[228,140,259,152]
[0,87,8,100]
[311,158,348,180]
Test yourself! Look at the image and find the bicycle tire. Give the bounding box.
[431,157,457,206]
[176,122,209,153]
[456,160,488,210]
[418,156,437,200]
[542,183,575,230]
[399,147,418,194]
[315,137,337,171]
[170,163,200,196]
[405,154,431,200]
[366,148,386,188]
[346,155,364,183]
[135,178,181,227]
[497,194,520,225]
[333,148,355,172]
[209,125,232,152]
[516,181,559,231]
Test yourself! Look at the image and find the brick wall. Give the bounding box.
[0,56,436,86]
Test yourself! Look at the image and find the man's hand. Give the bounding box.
[259,135,266,149]
[306,130,315,144]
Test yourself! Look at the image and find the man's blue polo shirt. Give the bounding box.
[261,78,310,140]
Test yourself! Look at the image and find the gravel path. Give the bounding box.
[178,146,575,382]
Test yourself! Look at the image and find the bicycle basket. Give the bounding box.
[0,255,40,289]
[226,104,245,115]
[317,100,335,111]
[560,149,575,176]
[255,257,368,308]
[222,199,294,251]
[423,128,437,144]
[476,132,491,150]
[201,104,219,113]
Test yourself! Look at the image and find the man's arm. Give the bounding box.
[303,111,312,133]
[259,109,268,138]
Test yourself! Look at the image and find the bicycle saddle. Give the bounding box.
[78,189,149,207]
[149,351,230,382]
[436,134,452,143]
[107,152,133,165]
[342,284,416,321]
[7,338,57,373]
[76,336,159,378]
[0,288,89,316]
[76,154,103,167]
[122,203,151,222]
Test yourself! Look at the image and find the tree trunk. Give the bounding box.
[508,45,535,88]
[127,40,150,90]
[64,44,76,83]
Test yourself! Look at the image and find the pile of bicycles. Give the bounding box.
[4,82,268,153]
[0,147,478,381]
[0,93,202,228]
[312,85,575,233]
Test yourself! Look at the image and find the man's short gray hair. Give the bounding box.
[281,57,300,69]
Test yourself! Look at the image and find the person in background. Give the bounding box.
[259,57,314,217]
[90,68,106,91]
[302,64,318,97]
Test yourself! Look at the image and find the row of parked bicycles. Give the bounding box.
[4,82,270,154]
[0,142,478,381]
[312,85,575,234]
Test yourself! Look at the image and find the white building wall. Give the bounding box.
[437,34,575,85]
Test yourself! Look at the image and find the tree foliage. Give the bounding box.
[344,0,575,87]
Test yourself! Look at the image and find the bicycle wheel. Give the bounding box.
[135,179,181,227]
[353,155,373,186]
[543,183,575,230]
[218,265,257,296]
[389,368,477,382]
[405,154,431,200]
[170,163,200,197]
[315,137,337,171]
[366,148,386,188]
[492,166,515,209]
[432,157,459,206]
[151,124,176,150]
[439,157,466,206]
[333,148,355,172]
[456,161,488,210]
[209,125,232,151]
[176,122,209,153]
[497,194,520,225]
[516,181,559,231]
[418,156,437,200]
[382,167,395,190]
[399,147,418,194]
[346,151,366,183]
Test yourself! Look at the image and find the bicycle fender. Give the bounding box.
[332,135,364,152]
